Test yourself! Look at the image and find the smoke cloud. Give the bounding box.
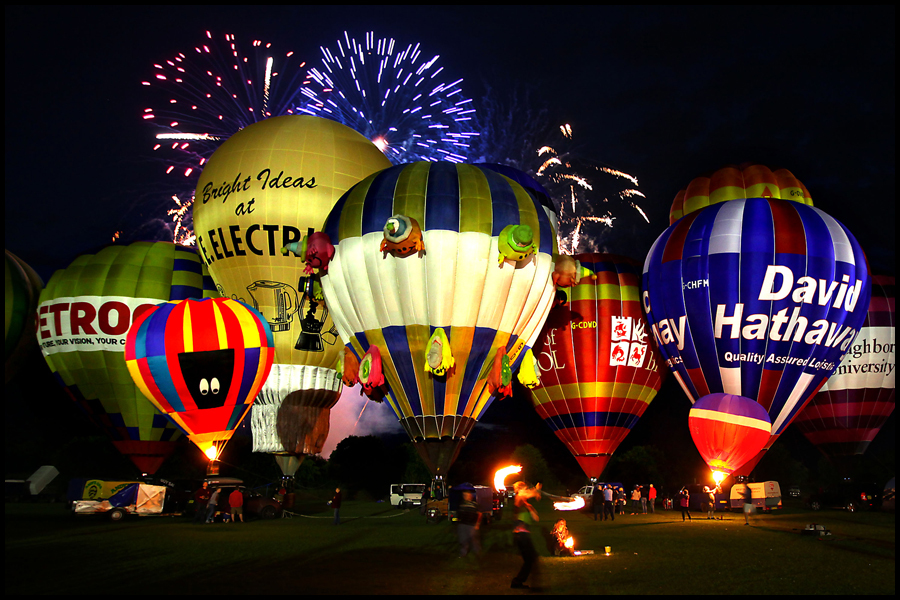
[319,384,404,459]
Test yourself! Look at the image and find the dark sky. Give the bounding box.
[4,6,894,484]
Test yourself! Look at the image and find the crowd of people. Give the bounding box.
[590,483,658,521]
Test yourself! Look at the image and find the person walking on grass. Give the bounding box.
[678,486,692,521]
[457,489,482,558]
[511,481,542,590]
[205,487,221,524]
[741,483,754,525]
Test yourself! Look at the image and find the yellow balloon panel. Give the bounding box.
[193,116,392,370]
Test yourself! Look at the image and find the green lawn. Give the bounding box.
[5,499,894,594]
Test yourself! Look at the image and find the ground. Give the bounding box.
[5,498,894,595]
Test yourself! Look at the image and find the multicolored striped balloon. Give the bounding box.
[38,242,218,474]
[688,393,772,482]
[530,254,665,479]
[793,275,894,465]
[644,197,871,475]
[320,162,558,475]
[125,297,274,460]
[669,164,813,225]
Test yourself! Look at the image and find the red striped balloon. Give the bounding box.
[530,254,666,479]
[792,275,895,465]
[125,297,274,460]
[689,393,772,481]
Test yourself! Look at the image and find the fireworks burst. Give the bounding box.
[140,31,313,244]
[297,31,479,164]
[534,124,650,255]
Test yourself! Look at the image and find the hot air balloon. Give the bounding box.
[6,250,43,384]
[192,115,392,475]
[37,242,218,474]
[688,393,772,485]
[669,164,813,225]
[319,162,558,475]
[643,197,871,476]
[474,163,558,232]
[125,297,274,466]
[792,275,895,473]
[530,254,666,479]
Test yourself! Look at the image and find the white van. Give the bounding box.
[390,483,427,509]
[730,481,782,511]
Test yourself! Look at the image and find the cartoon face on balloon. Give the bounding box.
[178,349,235,410]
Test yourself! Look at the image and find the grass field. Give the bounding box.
[5,498,894,595]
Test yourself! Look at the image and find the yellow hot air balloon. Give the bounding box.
[668,163,813,225]
[192,115,392,471]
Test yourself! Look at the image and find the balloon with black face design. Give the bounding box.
[125,297,274,461]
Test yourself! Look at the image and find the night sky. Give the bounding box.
[5,6,895,487]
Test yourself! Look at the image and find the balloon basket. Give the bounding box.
[206,461,220,476]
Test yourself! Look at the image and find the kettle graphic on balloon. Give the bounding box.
[246,280,337,352]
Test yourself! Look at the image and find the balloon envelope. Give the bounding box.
[320,162,558,474]
[793,275,895,462]
[669,164,813,225]
[530,254,665,479]
[689,393,772,478]
[37,242,218,474]
[125,297,274,459]
[192,115,392,460]
[643,198,871,474]
[6,250,43,383]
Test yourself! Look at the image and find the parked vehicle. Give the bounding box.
[730,481,782,512]
[390,483,427,509]
[572,482,624,510]
[447,483,496,523]
[807,481,882,512]
[201,476,283,520]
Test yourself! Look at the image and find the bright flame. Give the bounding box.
[564,536,574,549]
[553,496,586,511]
[494,465,522,492]
[204,446,218,461]
[712,470,728,485]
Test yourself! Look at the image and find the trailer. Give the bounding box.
[72,481,167,521]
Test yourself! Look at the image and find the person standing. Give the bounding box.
[510,481,542,590]
[704,486,716,519]
[603,484,615,521]
[617,486,626,514]
[591,482,602,521]
[640,485,648,514]
[330,487,342,525]
[193,481,211,523]
[630,486,641,514]
[229,487,245,523]
[678,486,692,522]
[457,489,482,558]
[205,487,221,524]
[648,484,657,514]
